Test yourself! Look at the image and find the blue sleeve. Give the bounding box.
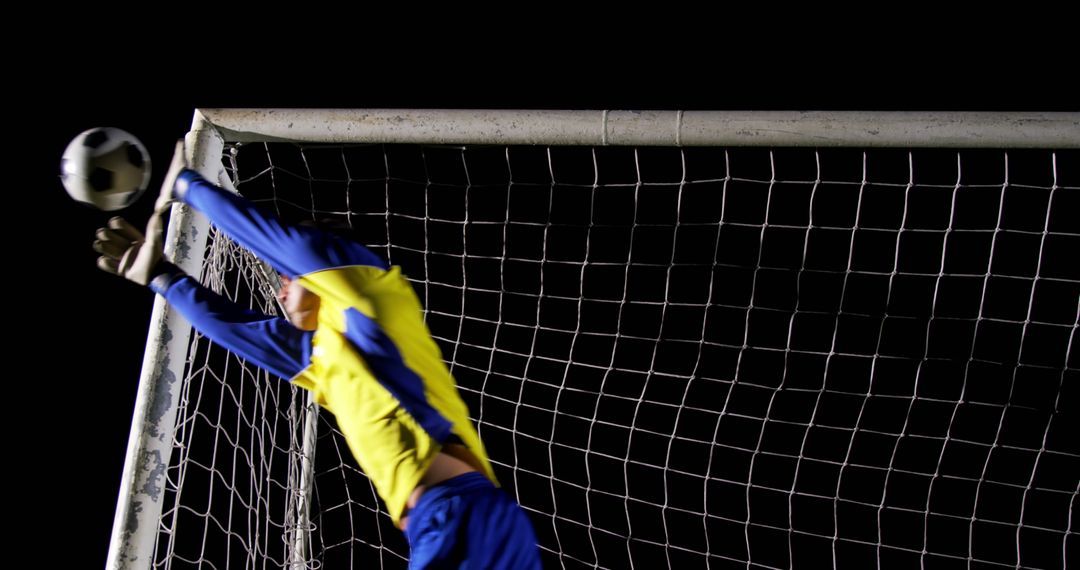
[154,271,313,381]
[174,170,388,278]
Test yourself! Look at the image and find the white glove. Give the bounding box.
[94,215,166,287]
[155,139,190,215]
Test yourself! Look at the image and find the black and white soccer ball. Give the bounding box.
[60,127,151,211]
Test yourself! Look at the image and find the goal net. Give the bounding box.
[109,111,1078,569]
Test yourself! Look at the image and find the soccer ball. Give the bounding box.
[60,127,151,211]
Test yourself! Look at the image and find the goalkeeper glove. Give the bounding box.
[94,215,168,287]
[155,139,191,215]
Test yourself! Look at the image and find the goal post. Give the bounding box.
[198,109,1077,147]
[107,124,217,569]
[108,110,1079,570]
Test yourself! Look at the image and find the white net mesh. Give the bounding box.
[154,143,1078,569]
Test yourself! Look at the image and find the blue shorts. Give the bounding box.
[405,472,541,569]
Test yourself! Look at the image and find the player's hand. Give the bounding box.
[155,139,190,215]
[94,215,165,287]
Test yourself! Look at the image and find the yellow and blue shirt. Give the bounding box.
[151,170,497,525]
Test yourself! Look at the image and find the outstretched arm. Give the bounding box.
[95,217,312,381]
[153,268,313,380]
[170,169,388,278]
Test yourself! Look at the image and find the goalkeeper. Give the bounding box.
[94,143,541,570]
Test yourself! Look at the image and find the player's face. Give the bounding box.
[278,275,320,331]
